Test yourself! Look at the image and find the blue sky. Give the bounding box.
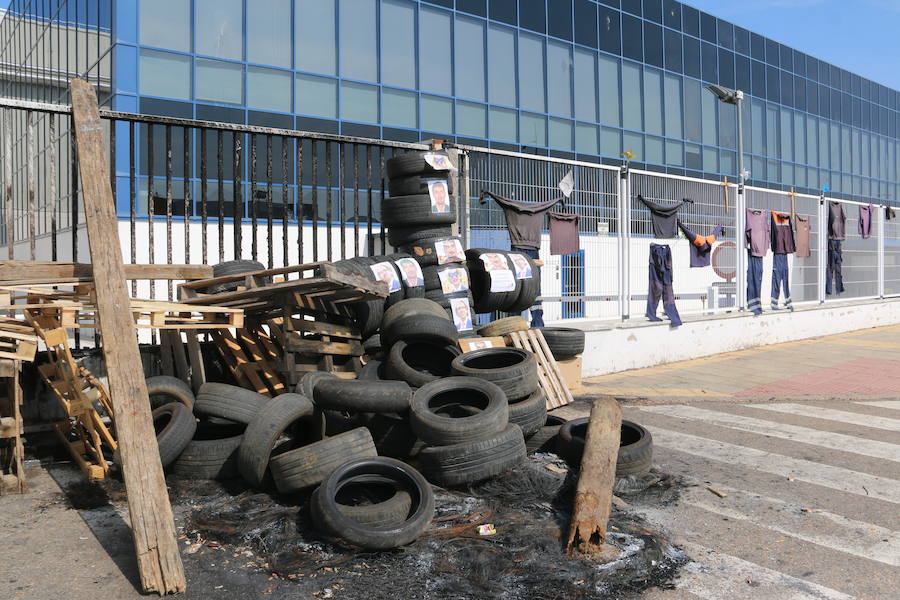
[685,0,900,90]
[0,0,896,90]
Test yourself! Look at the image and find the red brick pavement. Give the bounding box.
[735,357,900,397]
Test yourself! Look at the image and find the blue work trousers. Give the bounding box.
[826,240,844,295]
[747,252,763,315]
[646,244,682,326]
[771,253,793,311]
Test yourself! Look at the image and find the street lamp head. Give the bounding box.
[706,84,742,105]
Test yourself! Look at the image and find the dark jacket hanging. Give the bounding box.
[480,190,562,250]
[828,201,846,240]
[638,195,684,238]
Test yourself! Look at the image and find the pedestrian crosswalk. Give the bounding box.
[626,399,900,599]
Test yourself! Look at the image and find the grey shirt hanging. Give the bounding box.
[548,212,581,255]
[638,195,684,238]
[481,190,562,250]
[828,202,846,240]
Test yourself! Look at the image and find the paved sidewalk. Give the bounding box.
[581,324,900,403]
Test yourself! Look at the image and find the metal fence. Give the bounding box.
[2,96,900,329]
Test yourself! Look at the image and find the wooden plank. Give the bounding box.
[284,334,363,356]
[70,79,186,595]
[183,331,206,392]
[288,317,361,339]
[566,397,622,557]
[531,329,575,408]
[0,262,214,281]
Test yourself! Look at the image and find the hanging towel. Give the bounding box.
[548,212,581,255]
[745,209,770,257]
[858,204,874,239]
[771,211,796,254]
[638,195,684,238]
[794,215,811,258]
[677,221,724,268]
[828,201,846,240]
[480,190,562,250]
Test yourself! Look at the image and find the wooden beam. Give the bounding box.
[0,261,213,281]
[565,397,622,557]
[70,79,186,595]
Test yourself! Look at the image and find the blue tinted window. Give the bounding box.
[547,41,573,117]
[699,12,716,43]
[549,118,574,150]
[780,45,793,72]
[663,0,681,29]
[664,73,682,138]
[381,0,416,88]
[488,25,517,106]
[490,107,517,142]
[765,39,779,67]
[718,48,734,89]
[621,14,642,61]
[643,22,663,68]
[140,0,190,52]
[750,33,765,61]
[793,50,806,77]
[806,56,818,82]
[455,16,486,101]
[489,0,517,25]
[643,67,663,135]
[520,0,547,34]
[751,60,765,98]
[766,65,780,103]
[574,48,598,122]
[642,0,662,23]
[456,101,487,139]
[518,32,546,112]
[575,123,599,155]
[735,54,750,93]
[717,20,733,50]
[419,7,452,95]
[296,74,337,119]
[548,0,573,40]
[456,0,486,16]
[341,82,378,123]
[141,50,191,100]
[340,0,377,81]
[421,95,453,133]
[248,0,291,68]
[734,27,750,55]
[196,0,243,60]
[701,42,717,83]
[621,61,642,130]
[520,112,547,147]
[296,0,337,75]
[795,77,806,111]
[383,88,417,129]
[683,36,700,79]
[681,4,699,37]
[248,67,291,112]
[598,6,621,55]
[664,29,682,73]
[598,55,621,127]
[806,80,818,114]
[781,71,794,107]
[622,0,642,16]
[574,0,598,48]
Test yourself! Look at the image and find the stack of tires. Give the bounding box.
[466,249,541,315]
[380,299,460,389]
[147,376,435,550]
[384,151,476,338]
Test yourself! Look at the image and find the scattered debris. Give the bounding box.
[705,486,728,498]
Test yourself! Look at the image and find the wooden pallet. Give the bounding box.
[270,308,362,385]
[0,360,26,494]
[506,329,575,409]
[178,262,387,313]
[208,327,286,397]
[0,316,40,361]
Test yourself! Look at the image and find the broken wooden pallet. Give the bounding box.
[178,262,387,313]
[0,359,26,494]
[269,308,362,385]
[505,328,575,409]
[0,316,40,362]
[208,327,286,397]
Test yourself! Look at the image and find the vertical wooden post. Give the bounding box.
[70,79,186,594]
[566,397,623,557]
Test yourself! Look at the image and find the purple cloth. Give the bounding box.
[481,190,562,250]
[858,204,873,239]
[745,209,770,258]
[678,221,724,268]
[548,211,581,255]
[828,202,846,240]
[770,212,796,254]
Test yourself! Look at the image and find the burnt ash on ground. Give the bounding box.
[165,453,689,600]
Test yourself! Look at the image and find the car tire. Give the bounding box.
[381,312,459,348]
[385,339,460,388]
[386,151,454,179]
[525,414,567,455]
[152,402,197,468]
[418,424,526,487]
[506,252,541,313]
[171,422,245,480]
[507,389,547,438]
[269,427,378,493]
[539,327,585,359]
[146,375,196,410]
[328,474,413,528]
[451,347,538,402]
[194,383,270,425]
[381,194,456,228]
[557,419,654,476]
[388,174,453,197]
[409,376,508,446]
[401,236,464,267]
[465,249,519,313]
[477,316,528,337]
[206,259,269,294]
[387,225,453,248]
[313,378,412,413]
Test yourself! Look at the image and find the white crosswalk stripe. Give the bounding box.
[667,541,854,600]
[638,404,900,462]
[856,400,900,411]
[750,402,900,432]
[649,427,900,503]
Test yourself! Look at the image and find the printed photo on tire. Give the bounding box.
[423,153,454,171]
[450,298,474,332]
[480,252,508,271]
[480,253,515,292]
[370,261,401,293]
[427,180,451,214]
[509,253,532,279]
[435,239,465,265]
[438,267,469,293]
[395,258,424,287]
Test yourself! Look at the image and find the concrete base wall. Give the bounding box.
[580,299,900,377]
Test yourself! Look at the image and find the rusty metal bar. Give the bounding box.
[339,141,346,260]
[184,126,191,264]
[26,110,35,259]
[325,140,333,262]
[2,109,11,259]
[148,123,156,301]
[281,136,288,268]
[200,127,208,265]
[217,129,224,263]
[129,120,136,296]
[366,145,373,255]
[49,113,59,261]
[266,134,273,268]
[250,133,258,262]
[297,138,304,264]
[234,132,243,259]
[311,140,318,261]
[353,143,360,256]
[165,124,174,300]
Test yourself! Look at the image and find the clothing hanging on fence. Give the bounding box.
[548,212,581,255]
[794,215,811,258]
[828,201,846,240]
[510,246,544,327]
[638,195,684,238]
[745,209,770,257]
[888,206,896,221]
[771,211,796,254]
[826,239,844,295]
[480,190,562,250]
[677,221,724,268]
[747,252,764,315]
[646,244,682,327]
[771,254,793,311]
[858,204,874,239]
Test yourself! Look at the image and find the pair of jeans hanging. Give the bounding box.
[747,251,763,315]
[646,244,682,326]
[771,253,793,311]
[826,239,844,295]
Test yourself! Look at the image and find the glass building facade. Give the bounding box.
[2,0,899,206]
